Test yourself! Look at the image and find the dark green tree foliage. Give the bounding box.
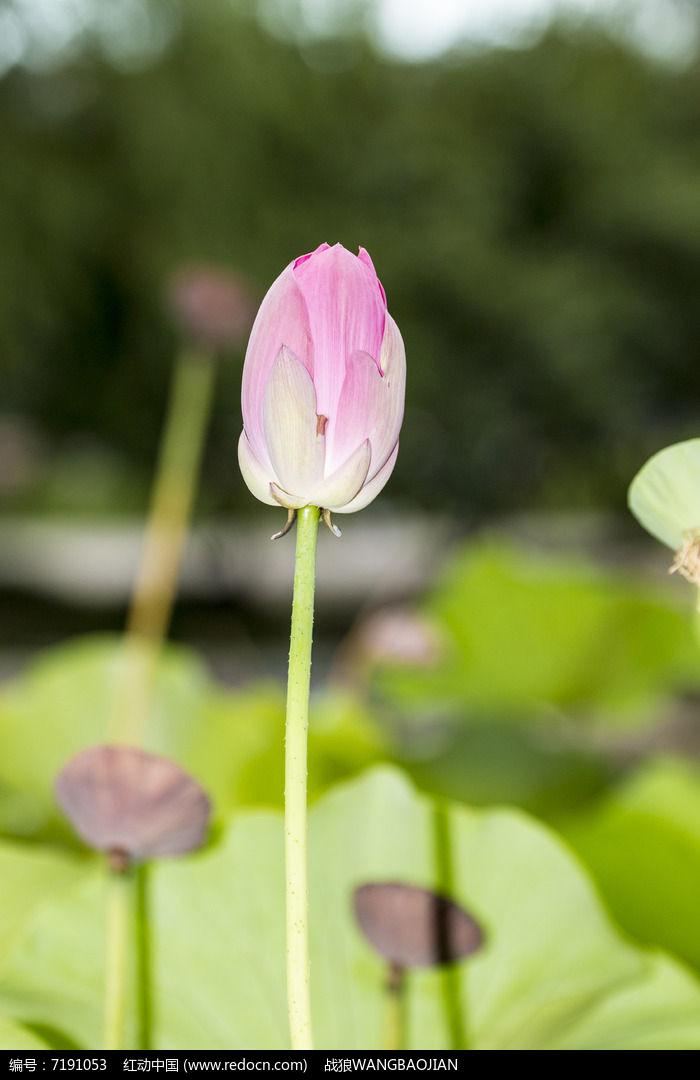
[2,0,700,515]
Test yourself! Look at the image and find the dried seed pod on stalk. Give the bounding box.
[55,745,211,870]
[353,881,484,969]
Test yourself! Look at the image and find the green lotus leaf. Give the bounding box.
[0,768,698,1050]
[0,637,385,842]
[0,838,85,1050]
[561,757,700,972]
[629,438,700,551]
[0,839,85,972]
[374,543,698,724]
[0,1016,52,1050]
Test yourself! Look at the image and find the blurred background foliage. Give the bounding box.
[2,0,700,515]
[2,0,700,1039]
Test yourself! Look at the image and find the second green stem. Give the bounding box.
[103,870,132,1051]
[105,347,216,1049]
[285,505,320,1051]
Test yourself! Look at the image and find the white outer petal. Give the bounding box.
[238,430,278,506]
[269,483,310,510]
[263,346,326,496]
[370,314,406,479]
[310,439,371,511]
[334,441,399,514]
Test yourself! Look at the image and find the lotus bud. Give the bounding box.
[629,438,700,598]
[55,745,211,869]
[238,244,405,528]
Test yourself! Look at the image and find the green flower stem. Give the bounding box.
[383,966,406,1051]
[103,868,133,1051]
[135,865,153,1051]
[104,348,216,1051]
[285,504,320,1050]
[111,346,217,745]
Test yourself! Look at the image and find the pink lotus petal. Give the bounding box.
[325,350,383,475]
[238,430,278,506]
[326,313,405,480]
[263,346,325,497]
[358,247,386,305]
[335,441,399,514]
[294,242,330,270]
[292,244,386,423]
[241,264,313,467]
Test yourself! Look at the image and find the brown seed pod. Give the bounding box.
[55,745,211,865]
[354,882,484,969]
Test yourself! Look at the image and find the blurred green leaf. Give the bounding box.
[4,9,700,517]
[1,768,698,1049]
[403,721,611,818]
[0,1016,52,1051]
[0,636,386,842]
[0,840,85,971]
[376,542,698,724]
[0,636,209,841]
[0,839,84,1050]
[561,757,700,972]
[192,685,387,812]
